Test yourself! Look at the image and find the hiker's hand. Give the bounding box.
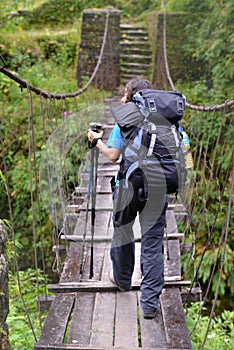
[88,129,103,143]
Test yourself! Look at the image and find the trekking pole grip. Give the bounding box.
[89,122,103,149]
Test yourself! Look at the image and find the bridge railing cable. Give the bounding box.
[162,8,233,348]
[0,8,111,342]
[0,9,110,100]
[1,6,233,347]
[162,10,234,111]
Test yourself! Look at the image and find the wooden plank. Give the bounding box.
[181,287,202,304]
[167,203,186,212]
[80,242,106,281]
[166,210,178,234]
[97,176,113,191]
[180,242,194,254]
[89,242,114,346]
[37,295,54,311]
[60,242,84,283]
[48,280,192,293]
[114,292,138,347]
[160,288,192,349]
[164,240,181,280]
[132,242,141,281]
[73,210,111,238]
[139,293,167,348]
[95,193,113,210]
[70,207,113,212]
[67,292,95,345]
[36,294,74,345]
[35,344,193,350]
[101,246,112,282]
[75,186,112,194]
[89,292,116,347]
[60,233,184,243]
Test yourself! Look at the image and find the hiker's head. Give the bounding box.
[121,77,153,103]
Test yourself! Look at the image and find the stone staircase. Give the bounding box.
[119,24,152,85]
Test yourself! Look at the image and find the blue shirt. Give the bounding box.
[106,124,125,187]
[106,124,125,151]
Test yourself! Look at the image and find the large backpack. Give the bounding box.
[111,89,187,196]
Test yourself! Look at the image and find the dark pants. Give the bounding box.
[110,170,167,314]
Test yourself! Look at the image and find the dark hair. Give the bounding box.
[125,77,153,102]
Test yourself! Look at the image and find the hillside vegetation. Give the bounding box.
[0,1,233,349]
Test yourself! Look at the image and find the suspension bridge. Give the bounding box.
[0,7,233,350]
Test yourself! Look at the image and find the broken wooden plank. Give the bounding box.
[67,292,95,345]
[160,288,192,349]
[36,294,74,345]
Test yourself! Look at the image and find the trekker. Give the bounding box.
[88,77,168,319]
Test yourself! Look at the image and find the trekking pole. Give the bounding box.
[80,123,102,276]
[89,145,99,278]
[80,149,93,275]
[89,123,102,279]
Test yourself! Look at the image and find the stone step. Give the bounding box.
[120,46,151,55]
[120,69,150,78]
[120,54,152,63]
[121,62,150,69]
[120,40,150,47]
[120,23,147,31]
[119,23,152,83]
[121,34,148,41]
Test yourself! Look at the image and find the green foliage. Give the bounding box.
[184,0,234,99]
[181,101,234,299]
[1,1,234,345]
[1,0,163,29]
[0,28,80,72]
[186,303,234,349]
[27,0,83,26]
[8,268,48,350]
[0,53,107,270]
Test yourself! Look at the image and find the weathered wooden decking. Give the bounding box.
[34,120,192,350]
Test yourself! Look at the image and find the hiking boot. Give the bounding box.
[143,309,157,319]
[109,269,129,292]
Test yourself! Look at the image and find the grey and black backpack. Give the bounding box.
[112,89,187,197]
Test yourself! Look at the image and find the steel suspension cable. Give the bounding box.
[189,147,234,338]
[0,128,38,342]
[201,164,233,349]
[26,82,44,331]
[161,9,234,111]
[163,11,176,91]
